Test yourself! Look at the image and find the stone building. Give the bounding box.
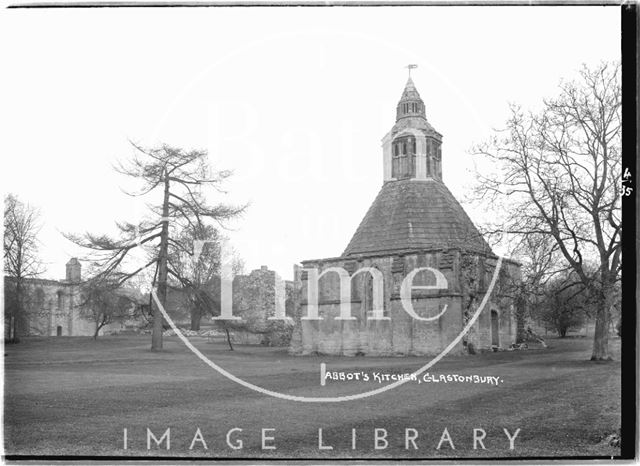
[289,76,521,356]
[4,258,140,338]
[5,259,293,341]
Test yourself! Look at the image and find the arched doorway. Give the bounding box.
[491,310,499,347]
[56,326,62,337]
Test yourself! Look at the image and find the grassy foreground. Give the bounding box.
[4,334,621,459]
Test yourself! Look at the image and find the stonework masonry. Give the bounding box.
[288,249,520,356]
[4,259,136,337]
[289,76,521,356]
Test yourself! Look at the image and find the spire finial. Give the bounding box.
[405,64,418,78]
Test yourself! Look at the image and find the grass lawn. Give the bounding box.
[4,334,621,459]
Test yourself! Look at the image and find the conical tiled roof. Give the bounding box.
[396,76,427,121]
[342,179,492,257]
[399,77,422,102]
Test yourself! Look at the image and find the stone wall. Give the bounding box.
[4,277,133,337]
[5,262,296,340]
[289,248,519,356]
[231,266,294,346]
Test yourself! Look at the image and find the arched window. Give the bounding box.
[491,310,500,346]
[35,288,45,309]
[364,272,373,312]
[393,137,420,179]
[363,264,383,315]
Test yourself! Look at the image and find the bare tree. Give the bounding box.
[3,194,44,342]
[168,227,248,350]
[168,223,221,331]
[471,62,621,360]
[65,143,246,351]
[534,270,591,338]
[507,233,563,343]
[80,278,142,339]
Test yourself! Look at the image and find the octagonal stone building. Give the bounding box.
[289,76,522,356]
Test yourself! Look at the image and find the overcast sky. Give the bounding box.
[1,5,620,281]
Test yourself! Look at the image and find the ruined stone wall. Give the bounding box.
[20,281,95,336]
[232,266,294,346]
[5,277,135,338]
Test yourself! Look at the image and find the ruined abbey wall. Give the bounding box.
[4,277,133,337]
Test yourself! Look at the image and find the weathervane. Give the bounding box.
[406,64,418,77]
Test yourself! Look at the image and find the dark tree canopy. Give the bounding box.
[80,276,142,339]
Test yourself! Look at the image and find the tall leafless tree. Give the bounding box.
[66,143,246,351]
[471,62,621,360]
[3,194,44,342]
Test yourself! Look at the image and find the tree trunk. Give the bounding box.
[152,172,171,351]
[10,316,18,342]
[190,310,201,331]
[515,292,526,344]
[224,327,234,351]
[8,316,15,342]
[591,283,613,360]
[93,324,100,340]
[13,278,23,343]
